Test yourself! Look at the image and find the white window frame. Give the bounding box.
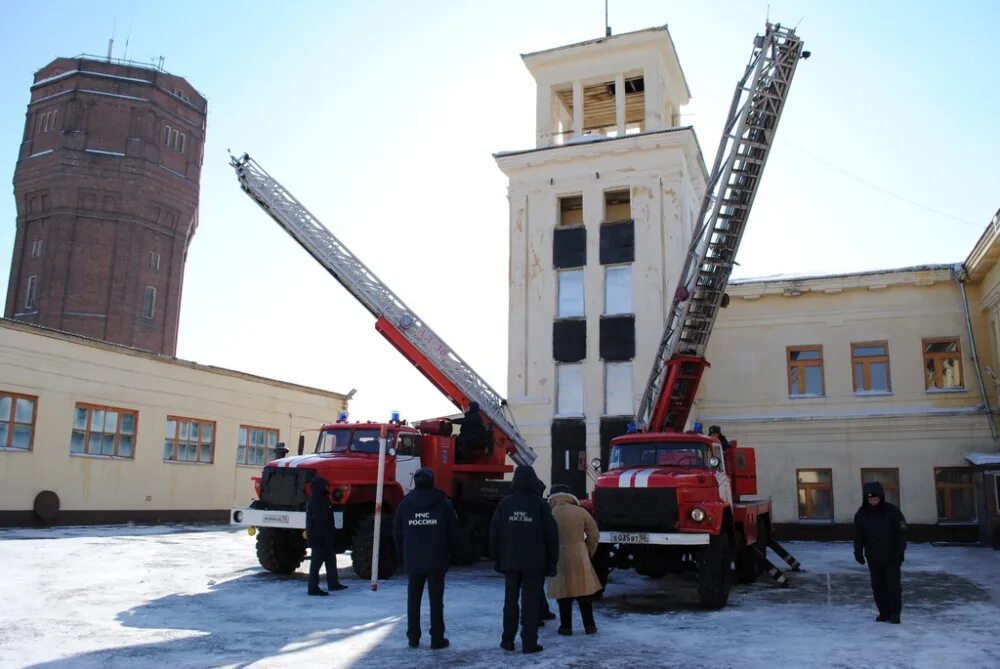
[556,364,584,416]
[149,252,161,272]
[25,275,38,309]
[163,124,173,146]
[604,265,632,315]
[557,269,584,318]
[31,240,44,258]
[604,361,633,416]
[39,109,58,133]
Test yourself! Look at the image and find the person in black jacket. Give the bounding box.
[708,425,731,450]
[489,465,559,654]
[853,481,907,623]
[451,402,488,462]
[306,475,347,596]
[393,467,460,650]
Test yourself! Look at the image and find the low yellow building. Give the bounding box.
[698,211,1000,544]
[0,318,347,526]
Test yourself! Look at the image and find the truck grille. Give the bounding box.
[594,487,677,532]
[259,468,314,509]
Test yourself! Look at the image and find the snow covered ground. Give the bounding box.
[1,525,998,669]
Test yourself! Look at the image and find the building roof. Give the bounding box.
[965,452,1000,466]
[0,318,345,399]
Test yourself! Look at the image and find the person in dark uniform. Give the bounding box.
[451,402,488,461]
[393,467,460,649]
[489,465,559,654]
[853,481,907,623]
[708,425,731,450]
[306,475,347,596]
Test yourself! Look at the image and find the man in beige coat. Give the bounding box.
[547,487,601,635]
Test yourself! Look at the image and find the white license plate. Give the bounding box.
[333,511,344,529]
[610,532,650,544]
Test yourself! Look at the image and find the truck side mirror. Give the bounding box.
[297,435,305,456]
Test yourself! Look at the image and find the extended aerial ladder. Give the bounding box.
[636,23,808,433]
[230,154,537,467]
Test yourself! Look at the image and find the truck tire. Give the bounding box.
[454,514,487,565]
[351,513,398,580]
[256,527,306,574]
[696,532,732,609]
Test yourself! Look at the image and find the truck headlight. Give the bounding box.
[233,510,244,523]
[689,507,706,522]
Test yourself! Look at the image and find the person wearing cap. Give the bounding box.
[707,425,731,450]
[490,465,559,654]
[393,467,460,649]
[853,481,907,624]
[305,475,347,596]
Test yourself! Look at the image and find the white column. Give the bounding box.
[536,83,554,148]
[573,81,584,137]
[615,73,626,136]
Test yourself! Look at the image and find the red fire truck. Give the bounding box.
[227,155,536,579]
[587,23,808,608]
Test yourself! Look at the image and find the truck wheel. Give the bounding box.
[351,513,398,580]
[454,514,487,565]
[256,527,306,574]
[696,532,732,609]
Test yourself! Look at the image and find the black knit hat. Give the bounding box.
[414,467,435,489]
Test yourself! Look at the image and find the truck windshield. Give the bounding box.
[316,428,383,454]
[609,441,709,470]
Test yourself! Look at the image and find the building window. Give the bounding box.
[787,345,824,396]
[861,468,900,507]
[556,364,584,416]
[605,362,632,415]
[70,403,137,458]
[604,265,631,315]
[851,341,891,393]
[237,425,280,466]
[164,417,215,463]
[149,252,161,272]
[163,125,185,152]
[0,391,37,450]
[31,240,44,258]
[559,195,583,226]
[935,468,976,521]
[604,189,631,223]
[39,109,58,133]
[923,337,963,390]
[143,286,156,319]
[796,468,833,519]
[558,270,584,318]
[25,275,38,310]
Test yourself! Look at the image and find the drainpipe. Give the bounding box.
[952,263,997,442]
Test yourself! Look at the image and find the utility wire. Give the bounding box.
[780,139,982,227]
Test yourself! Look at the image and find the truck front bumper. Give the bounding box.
[598,530,711,546]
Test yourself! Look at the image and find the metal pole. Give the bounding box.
[370,425,388,591]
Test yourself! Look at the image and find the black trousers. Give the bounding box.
[502,571,544,647]
[557,596,595,630]
[407,572,446,643]
[308,547,340,591]
[868,562,902,618]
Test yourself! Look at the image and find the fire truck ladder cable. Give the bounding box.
[635,23,807,431]
[230,153,536,467]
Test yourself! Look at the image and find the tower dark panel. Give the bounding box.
[6,57,207,355]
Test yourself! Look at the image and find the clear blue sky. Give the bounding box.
[1,1,997,423]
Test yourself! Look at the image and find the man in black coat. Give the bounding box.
[393,467,460,649]
[854,481,907,623]
[452,402,488,462]
[306,475,347,596]
[489,465,559,654]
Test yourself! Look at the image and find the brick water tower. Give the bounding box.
[6,56,207,355]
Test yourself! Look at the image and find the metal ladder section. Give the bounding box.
[636,23,806,431]
[230,154,537,467]
[752,538,804,587]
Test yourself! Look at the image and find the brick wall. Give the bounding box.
[6,57,207,355]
